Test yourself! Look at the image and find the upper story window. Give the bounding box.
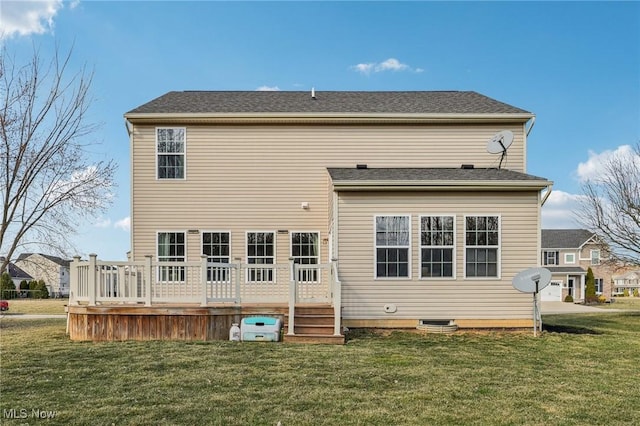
[465,215,499,278]
[157,231,185,282]
[291,232,320,282]
[591,249,601,265]
[247,232,275,282]
[202,232,230,282]
[375,215,410,278]
[420,215,455,278]
[564,253,575,264]
[157,128,185,179]
[543,251,559,266]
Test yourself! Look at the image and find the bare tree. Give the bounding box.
[577,143,640,264]
[0,44,116,273]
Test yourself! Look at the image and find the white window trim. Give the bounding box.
[245,231,276,283]
[543,250,559,266]
[156,127,186,180]
[564,253,576,265]
[156,230,188,261]
[201,230,232,282]
[590,249,601,265]
[290,231,321,283]
[373,214,412,280]
[419,214,456,280]
[463,214,501,280]
[156,230,187,282]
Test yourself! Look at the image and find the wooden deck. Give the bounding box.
[67,303,344,344]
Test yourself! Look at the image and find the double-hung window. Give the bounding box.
[591,249,601,265]
[202,232,230,282]
[465,216,500,278]
[595,278,604,294]
[247,232,275,282]
[291,232,320,282]
[375,215,410,278]
[543,251,559,266]
[420,215,455,278]
[157,128,185,179]
[157,232,185,282]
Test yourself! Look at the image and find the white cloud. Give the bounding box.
[256,86,281,91]
[541,190,585,229]
[0,0,64,39]
[350,58,423,75]
[576,145,636,182]
[114,217,130,232]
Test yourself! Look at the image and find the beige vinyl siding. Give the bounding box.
[131,123,527,262]
[336,191,540,320]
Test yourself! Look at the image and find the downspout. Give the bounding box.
[526,116,536,136]
[125,118,134,259]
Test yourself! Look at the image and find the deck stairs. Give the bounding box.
[283,305,345,344]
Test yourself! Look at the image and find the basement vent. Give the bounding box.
[356,164,368,169]
[461,164,474,169]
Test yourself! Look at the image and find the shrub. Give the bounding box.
[1,272,16,299]
[623,289,630,297]
[634,289,639,298]
[564,294,574,303]
[598,295,607,303]
[585,295,600,304]
[19,280,29,297]
[585,268,596,299]
[34,280,49,299]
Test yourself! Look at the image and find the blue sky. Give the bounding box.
[1,1,639,260]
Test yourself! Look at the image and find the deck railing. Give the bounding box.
[69,254,342,336]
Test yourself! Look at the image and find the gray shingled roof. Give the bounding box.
[127,91,531,115]
[0,257,33,279]
[17,253,71,268]
[327,167,548,183]
[542,229,595,249]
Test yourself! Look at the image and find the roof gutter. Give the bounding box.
[331,179,552,192]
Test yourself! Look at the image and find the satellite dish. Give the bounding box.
[512,267,551,293]
[512,267,551,337]
[486,130,514,169]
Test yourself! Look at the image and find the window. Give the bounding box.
[595,278,603,294]
[420,215,455,278]
[291,232,320,282]
[591,249,601,265]
[157,128,185,179]
[375,215,410,278]
[564,253,575,264]
[202,232,230,282]
[543,251,559,266]
[247,232,275,282]
[157,232,185,281]
[465,216,499,278]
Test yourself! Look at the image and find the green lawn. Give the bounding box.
[1,299,68,315]
[1,313,639,425]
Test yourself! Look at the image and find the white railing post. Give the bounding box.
[88,254,97,306]
[287,258,296,336]
[144,255,153,306]
[201,255,208,307]
[332,258,342,336]
[69,255,81,306]
[234,257,242,304]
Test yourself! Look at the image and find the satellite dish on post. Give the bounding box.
[486,130,514,169]
[512,267,551,336]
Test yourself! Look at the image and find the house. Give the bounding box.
[15,253,71,298]
[67,90,552,342]
[539,229,620,302]
[0,257,33,289]
[612,270,640,296]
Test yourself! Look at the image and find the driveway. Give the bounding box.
[541,301,620,315]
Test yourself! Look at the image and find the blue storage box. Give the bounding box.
[240,316,282,342]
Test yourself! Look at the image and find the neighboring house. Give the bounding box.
[127,91,550,324]
[612,270,640,296]
[0,257,33,288]
[15,253,71,298]
[540,229,619,302]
